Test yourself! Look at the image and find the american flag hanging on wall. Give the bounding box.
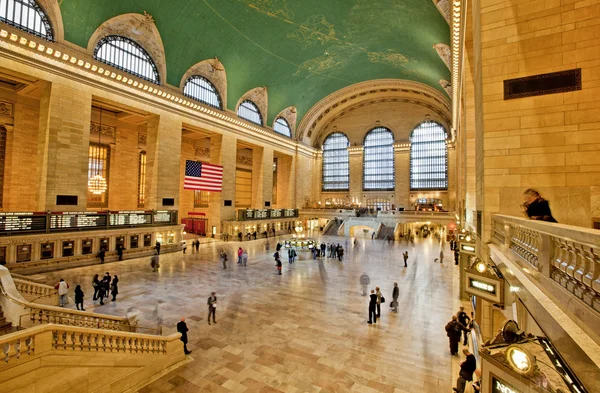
[184,160,223,192]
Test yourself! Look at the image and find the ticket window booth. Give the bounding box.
[99,238,109,252]
[81,239,93,255]
[41,242,54,260]
[17,244,32,262]
[167,232,175,244]
[143,234,152,247]
[130,235,139,249]
[115,236,125,250]
[0,246,6,265]
[155,233,163,245]
[62,241,74,257]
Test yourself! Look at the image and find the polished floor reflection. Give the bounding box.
[31,235,456,393]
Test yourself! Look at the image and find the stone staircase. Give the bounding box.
[0,303,13,335]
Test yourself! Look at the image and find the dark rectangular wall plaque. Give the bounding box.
[504,69,581,100]
[224,200,232,206]
[56,195,78,205]
[162,198,175,206]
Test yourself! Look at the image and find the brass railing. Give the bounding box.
[491,215,600,312]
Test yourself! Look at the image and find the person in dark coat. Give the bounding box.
[103,272,111,299]
[276,258,283,275]
[337,246,344,261]
[111,275,119,301]
[97,249,105,264]
[207,292,217,325]
[117,245,124,261]
[155,241,161,255]
[368,289,378,324]
[403,251,409,267]
[97,284,105,305]
[457,307,471,345]
[454,348,477,393]
[92,274,101,301]
[195,239,200,252]
[74,285,85,311]
[445,315,468,355]
[288,248,296,264]
[177,317,192,354]
[522,188,557,222]
[391,282,399,313]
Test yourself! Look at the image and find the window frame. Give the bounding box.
[409,121,448,191]
[273,117,292,137]
[0,0,53,40]
[237,100,263,126]
[137,151,146,208]
[93,35,160,84]
[362,127,395,191]
[322,132,350,192]
[87,142,110,208]
[183,75,222,109]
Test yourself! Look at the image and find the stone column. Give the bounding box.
[251,146,273,208]
[37,82,92,211]
[145,113,182,210]
[208,134,237,233]
[349,148,362,204]
[395,148,410,209]
[275,154,294,208]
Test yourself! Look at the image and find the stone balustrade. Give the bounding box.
[26,305,132,332]
[1,329,35,363]
[13,278,58,303]
[491,215,600,312]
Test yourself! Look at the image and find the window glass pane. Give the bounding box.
[410,121,448,190]
[273,117,292,137]
[237,100,262,125]
[0,0,52,40]
[363,127,395,191]
[94,36,160,84]
[322,132,349,191]
[183,75,222,109]
[137,151,146,208]
[87,143,110,208]
[194,190,210,207]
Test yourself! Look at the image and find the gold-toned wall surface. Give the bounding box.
[464,0,600,236]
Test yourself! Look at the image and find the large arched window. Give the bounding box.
[363,127,395,191]
[94,36,160,84]
[322,132,349,191]
[183,75,221,109]
[0,0,53,40]
[237,100,262,125]
[273,117,292,137]
[410,121,448,190]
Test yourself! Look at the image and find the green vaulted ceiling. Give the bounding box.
[59,0,450,124]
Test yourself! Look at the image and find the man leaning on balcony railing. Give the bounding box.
[521,189,557,223]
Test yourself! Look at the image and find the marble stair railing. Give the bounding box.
[491,215,600,313]
[13,278,59,305]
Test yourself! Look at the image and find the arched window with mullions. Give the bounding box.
[273,117,292,137]
[322,132,349,191]
[237,100,262,125]
[94,36,160,84]
[410,121,448,190]
[0,0,53,40]
[183,75,222,109]
[363,127,395,191]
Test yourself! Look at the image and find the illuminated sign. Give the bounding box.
[492,378,519,393]
[461,244,475,252]
[465,271,504,304]
[469,278,496,295]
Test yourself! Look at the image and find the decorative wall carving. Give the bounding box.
[138,132,147,146]
[439,80,452,97]
[180,58,228,109]
[432,0,450,24]
[236,156,253,166]
[433,44,451,70]
[194,147,210,158]
[90,122,116,137]
[0,101,13,118]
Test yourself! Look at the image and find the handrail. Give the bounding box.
[13,278,57,300]
[17,313,161,335]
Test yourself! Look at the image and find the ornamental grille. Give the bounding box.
[237,100,262,126]
[183,75,221,109]
[94,35,160,84]
[0,0,53,40]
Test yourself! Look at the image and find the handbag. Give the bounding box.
[381,296,386,303]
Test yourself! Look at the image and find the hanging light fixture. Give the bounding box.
[88,106,108,195]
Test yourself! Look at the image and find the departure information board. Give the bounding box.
[0,212,47,234]
[153,211,173,224]
[109,211,153,226]
[49,212,108,230]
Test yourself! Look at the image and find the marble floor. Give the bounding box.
[29,234,459,393]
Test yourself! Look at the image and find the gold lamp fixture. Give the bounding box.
[88,106,107,195]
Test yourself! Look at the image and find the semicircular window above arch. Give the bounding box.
[410,121,448,190]
[363,127,395,191]
[0,0,53,40]
[94,35,160,84]
[183,75,221,109]
[322,132,349,191]
[237,100,262,126]
[273,117,292,137]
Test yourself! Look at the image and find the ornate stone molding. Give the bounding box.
[86,13,167,83]
[0,101,13,118]
[90,122,116,138]
[138,131,147,146]
[432,0,450,24]
[439,79,452,97]
[433,43,451,70]
[236,87,268,125]
[298,79,452,145]
[194,147,210,158]
[179,58,227,109]
[236,155,252,166]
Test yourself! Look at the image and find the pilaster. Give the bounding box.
[209,134,236,233]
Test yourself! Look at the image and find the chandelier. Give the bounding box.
[88,106,107,195]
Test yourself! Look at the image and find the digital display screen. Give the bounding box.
[0,212,47,234]
[254,210,268,219]
[153,211,173,224]
[270,209,282,218]
[109,211,153,226]
[50,212,107,230]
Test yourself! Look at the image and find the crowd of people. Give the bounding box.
[54,271,119,310]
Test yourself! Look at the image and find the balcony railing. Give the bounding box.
[491,215,600,313]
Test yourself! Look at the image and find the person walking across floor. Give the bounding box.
[92,274,101,301]
[55,279,69,307]
[103,272,111,299]
[439,249,444,264]
[376,286,383,318]
[276,257,283,275]
[454,348,477,393]
[111,275,119,301]
[150,252,160,272]
[288,247,296,264]
[445,315,469,355]
[337,246,344,262]
[155,241,161,255]
[74,284,85,311]
[403,251,408,267]
[177,317,192,355]
[220,250,228,269]
[195,239,200,252]
[391,282,399,313]
[237,247,243,264]
[207,292,217,325]
[117,245,124,261]
[457,306,471,345]
[182,241,187,254]
[360,273,370,296]
[242,249,248,267]
[97,249,105,264]
[368,289,378,324]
